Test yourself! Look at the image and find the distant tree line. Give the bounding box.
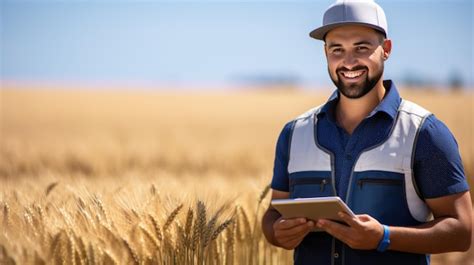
[401,69,465,91]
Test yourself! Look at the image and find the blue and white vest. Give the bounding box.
[288,100,432,265]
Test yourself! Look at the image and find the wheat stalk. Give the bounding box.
[75,235,88,265]
[103,250,118,265]
[122,238,140,265]
[79,207,97,232]
[51,230,68,265]
[87,242,96,265]
[211,219,234,241]
[99,222,121,248]
[33,204,46,239]
[175,221,187,263]
[67,231,77,265]
[148,214,163,241]
[192,201,206,251]
[258,184,271,205]
[93,195,111,228]
[24,207,38,236]
[49,231,61,261]
[163,203,183,232]
[34,203,45,223]
[45,182,59,196]
[239,207,252,239]
[150,184,157,196]
[3,202,10,230]
[225,220,236,265]
[251,183,271,264]
[76,197,86,210]
[139,224,160,252]
[203,214,217,248]
[184,208,194,244]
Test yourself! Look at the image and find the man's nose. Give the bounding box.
[342,52,358,69]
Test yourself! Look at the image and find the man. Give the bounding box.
[261,1,472,265]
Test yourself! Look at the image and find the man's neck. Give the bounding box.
[335,80,386,135]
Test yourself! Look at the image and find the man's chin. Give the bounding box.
[338,82,370,99]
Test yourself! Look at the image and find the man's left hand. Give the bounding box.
[317,212,384,250]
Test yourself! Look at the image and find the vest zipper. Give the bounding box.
[320,179,328,191]
[342,110,403,265]
[345,109,402,204]
[312,112,339,265]
[290,177,328,186]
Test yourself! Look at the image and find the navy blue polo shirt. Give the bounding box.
[271,80,469,200]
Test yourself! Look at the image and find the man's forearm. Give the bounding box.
[389,216,471,254]
[262,208,281,246]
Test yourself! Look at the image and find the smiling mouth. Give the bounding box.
[339,70,366,79]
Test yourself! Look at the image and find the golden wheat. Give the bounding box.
[0,87,472,264]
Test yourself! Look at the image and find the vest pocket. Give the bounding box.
[289,171,333,198]
[350,171,415,226]
[357,178,403,189]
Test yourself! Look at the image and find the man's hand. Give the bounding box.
[273,217,315,250]
[317,212,384,250]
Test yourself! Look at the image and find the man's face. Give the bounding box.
[324,25,391,99]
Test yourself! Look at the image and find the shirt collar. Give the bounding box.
[318,80,401,121]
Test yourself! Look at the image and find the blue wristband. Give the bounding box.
[376,225,390,252]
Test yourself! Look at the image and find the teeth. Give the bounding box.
[342,70,364,78]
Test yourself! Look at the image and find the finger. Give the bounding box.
[275,217,308,230]
[276,220,314,238]
[284,235,307,249]
[281,221,315,240]
[356,214,372,222]
[338,211,362,228]
[317,219,351,242]
[280,228,313,249]
[278,228,310,242]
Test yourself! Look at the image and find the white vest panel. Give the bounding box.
[356,100,432,222]
[288,105,331,173]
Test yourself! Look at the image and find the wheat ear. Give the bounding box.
[163,203,183,232]
[122,238,140,265]
[211,219,234,241]
[148,214,163,241]
[103,250,118,265]
[139,224,160,252]
[192,201,207,251]
[45,181,59,196]
[258,183,271,204]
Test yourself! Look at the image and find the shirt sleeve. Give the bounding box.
[413,114,470,199]
[270,121,295,192]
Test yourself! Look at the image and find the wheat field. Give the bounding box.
[0,86,473,264]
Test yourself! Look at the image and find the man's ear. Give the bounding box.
[324,43,328,58]
[382,39,392,60]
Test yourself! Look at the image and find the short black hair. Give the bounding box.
[374,29,386,44]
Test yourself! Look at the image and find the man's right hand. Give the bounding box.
[273,217,315,250]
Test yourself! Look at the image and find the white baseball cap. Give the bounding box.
[309,0,388,41]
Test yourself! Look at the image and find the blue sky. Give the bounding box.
[1,0,473,88]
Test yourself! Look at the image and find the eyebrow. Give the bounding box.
[326,40,373,49]
[354,41,373,46]
[327,43,342,49]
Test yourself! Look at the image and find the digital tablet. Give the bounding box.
[271,196,355,224]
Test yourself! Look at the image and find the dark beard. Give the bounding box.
[329,64,383,99]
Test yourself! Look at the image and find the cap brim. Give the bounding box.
[309,22,386,41]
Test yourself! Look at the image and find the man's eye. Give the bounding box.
[357,46,369,52]
[332,48,342,54]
